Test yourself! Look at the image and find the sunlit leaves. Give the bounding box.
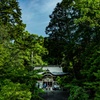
[74,0,100,27]
[0,79,31,100]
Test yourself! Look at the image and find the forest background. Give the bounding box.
[0,0,100,100]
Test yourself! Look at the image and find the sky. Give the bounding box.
[18,0,62,37]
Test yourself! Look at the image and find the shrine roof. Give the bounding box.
[34,65,68,76]
[51,72,68,76]
[34,65,63,72]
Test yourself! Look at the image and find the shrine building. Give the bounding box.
[34,65,67,90]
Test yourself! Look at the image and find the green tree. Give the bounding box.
[0,0,25,40]
[0,0,47,99]
[45,0,100,99]
[61,0,100,99]
[0,0,22,25]
[0,26,47,100]
[45,2,79,65]
[7,32,47,99]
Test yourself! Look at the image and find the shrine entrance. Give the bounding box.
[42,73,54,90]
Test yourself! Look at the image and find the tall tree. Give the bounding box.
[61,0,100,99]
[0,0,47,99]
[0,0,25,40]
[45,0,100,99]
[0,0,22,25]
[45,2,79,65]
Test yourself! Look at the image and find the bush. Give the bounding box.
[68,85,89,100]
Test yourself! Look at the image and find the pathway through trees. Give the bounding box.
[40,90,68,100]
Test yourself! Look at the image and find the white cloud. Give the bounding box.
[18,0,62,36]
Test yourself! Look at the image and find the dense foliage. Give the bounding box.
[0,0,100,100]
[45,0,100,99]
[0,0,47,100]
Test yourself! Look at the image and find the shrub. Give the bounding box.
[68,85,89,100]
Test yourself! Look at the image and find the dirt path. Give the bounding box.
[40,90,68,100]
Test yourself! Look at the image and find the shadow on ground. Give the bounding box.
[40,90,68,100]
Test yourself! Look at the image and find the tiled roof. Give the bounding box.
[34,65,63,72]
[35,65,68,76]
[51,72,67,76]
